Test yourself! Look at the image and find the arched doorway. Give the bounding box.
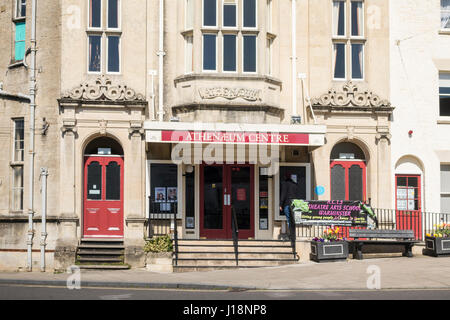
[330,142,367,202]
[83,137,124,238]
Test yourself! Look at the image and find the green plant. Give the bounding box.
[144,235,173,253]
[426,223,450,238]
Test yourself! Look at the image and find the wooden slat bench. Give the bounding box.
[349,229,418,260]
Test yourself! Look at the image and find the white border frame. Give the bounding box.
[331,0,346,38]
[242,0,258,30]
[332,42,347,81]
[202,0,219,28]
[222,33,238,73]
[350,42,364,81]
[87,34,103,74]
[106,35,121,74]
[12,118,24,163]
[202,33,218,72]
[87,0,103,31]
[146,160,182,219]
[242,34,258,74]
[106,0,122,31]
[14,0,26,19]
[349,0,364,39]
[222,0,238,29]
[274,163,311,221]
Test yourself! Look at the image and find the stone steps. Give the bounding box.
[76,239,129,270]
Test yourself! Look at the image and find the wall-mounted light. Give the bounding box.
[408,130,413,137]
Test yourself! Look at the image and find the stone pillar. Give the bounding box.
[376,132,392,209]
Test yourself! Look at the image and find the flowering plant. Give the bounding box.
[312,226,346,242]
[426,223,450,238]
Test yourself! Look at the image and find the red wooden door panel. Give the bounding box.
[395,175,422,240]
[84,156,124,238]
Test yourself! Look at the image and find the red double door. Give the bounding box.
[200,164,254,239]
[83,156,124,238]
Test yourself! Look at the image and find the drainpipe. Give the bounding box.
[27,0,37,272]
[40,168,48,272]
[157,0,165,122]
[291,0,297,121]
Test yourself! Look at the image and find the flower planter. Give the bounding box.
[310,241,349,263]
[422,236,450,257]
[146,252,174,273]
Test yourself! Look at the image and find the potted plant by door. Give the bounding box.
[144,235,174,272]
[423,223,450,257]
[310,226,349,263]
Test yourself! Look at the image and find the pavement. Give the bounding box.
[0,254,449,291]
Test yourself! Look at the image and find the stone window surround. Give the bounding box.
[332,0,366,82]
[182,0,275,76]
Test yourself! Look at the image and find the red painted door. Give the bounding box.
[83,156,124,238]
[200,164,254,239]
[330,160,367,238]
[395,175,422,240]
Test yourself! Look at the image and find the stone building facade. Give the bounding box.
[0,0,396,271]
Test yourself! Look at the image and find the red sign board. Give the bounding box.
[160,130,309,145]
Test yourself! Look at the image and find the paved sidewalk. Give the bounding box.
[0,255,449,291]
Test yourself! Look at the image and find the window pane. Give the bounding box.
[441,0,450,29]
[15,22,26,61]
[14,119,24,162]
[150,164,178,214]
[441,165,450,192]
[333,43,345,79]
[223,34,236,72]
[351,1,363,36]
[185,169,195,229]
[203,0,216,26]
[87,161,102,200]
[397,176,407,187]
[108,36,120,72]
[333,1,345,36]
[89,35,102,72]
[203,34,216,71]
[259,168,269,230]
[12,166,24,211]
[243,35,256,72]
[243,0,256,28]
[16,0,26,18]
[108,0,119,29]
[223,4,236,27]
[106,161,121,200]
[90,0,102,28]
[331,164,346,200]
[203,166,223,229]
[348,165,363,201]
[351,43,363,79]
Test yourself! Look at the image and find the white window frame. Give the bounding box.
[242,0,258,30]
[350,0,364,39]
[439,72,450,118]
[202,33,218,72]
[222,33,238,73]
[332,41,347,81]
[350,42,364,81]
[222,0,238,29]
[87,0,103,31]
[15,0,26,19]
[106,35,121,74]
[274,163,311,221]
[202,0,218,28]
[106,0,121,31]
[11,165,24,212]
[12,118,24,163]
[87,34,103,74]
[332,0,347,39]
[242,34,258,74]
[146,160,182,219]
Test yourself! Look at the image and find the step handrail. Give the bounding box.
[231,206,239,265]
[288,206,297,259]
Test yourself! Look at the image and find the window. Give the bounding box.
[439,72,450,117]
[243,0,257,28]
[87,0,121,73]
[203,34,217,71]
[203,0,217,27]
[441,165,450,214]
[396,175,421,211]
[14,21,26,61]
[11,119,24,212]
[223,34,237,72]
[149,163,179,214]
[243,35,257,73]
[332,0,365,80]
[223,0,237,28]
[442,0,450,29]
[185,168,195,229]
[15,0,26,19]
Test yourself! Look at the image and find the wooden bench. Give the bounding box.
[349,229,418,260]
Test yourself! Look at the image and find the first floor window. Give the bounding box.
[203,0,217,27]
[243,0,257,28]
[223,34,236,72]
[351,43,364,79]
[107,35,120,73]
[11,166,24,211]
[107,0,119,29]
[243,35,256,72]
[13,119,24,162]
[441,165,450,214]
[332,0,346,37]
[14,21,26,61]
[223,0,237,27]
[442,0,450,29]
[203,34,217,71]
[439,72,450,117]
[333,43,346,79]
[88,35,102,72]
[16,0,26,19]
[89,0,102,28]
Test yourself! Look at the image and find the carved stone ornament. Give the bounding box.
[312,81,393,109]
[62,75,145,102]
[199,87,262,102]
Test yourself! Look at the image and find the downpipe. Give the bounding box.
[40,168,48,272]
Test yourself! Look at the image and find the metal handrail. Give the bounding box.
[173,210,179,266]
[288,206,297,259]
[231,206,239,266]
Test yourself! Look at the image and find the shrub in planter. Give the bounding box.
[144,235,173,253]
[310,226,349,263]
[145,235,173,273]
[423,224,450,257]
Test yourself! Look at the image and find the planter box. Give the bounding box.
[422,236,450,257]
[310,241,349,263]
[146,252,173,273]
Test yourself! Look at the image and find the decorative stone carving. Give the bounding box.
[199,87,262,102]
[128,121,145,137]
[62,75,145,102]
[61,119,78,137]
[99,119,108,135]
[312,81,393,109]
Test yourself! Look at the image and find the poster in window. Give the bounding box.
[397,188,407,200]
[155,187,166,202]
[259,198,268,209]
[259,218,268,230]
[167,187,178,202]
[186,217,195,229]
[397,200,407,210]
[407,187,415,199]
[407,200,415,210]
[236,188,246,201]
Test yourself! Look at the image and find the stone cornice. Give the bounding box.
[174,73,283,88]
[172,103,285,117]
[312,81,394,113]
